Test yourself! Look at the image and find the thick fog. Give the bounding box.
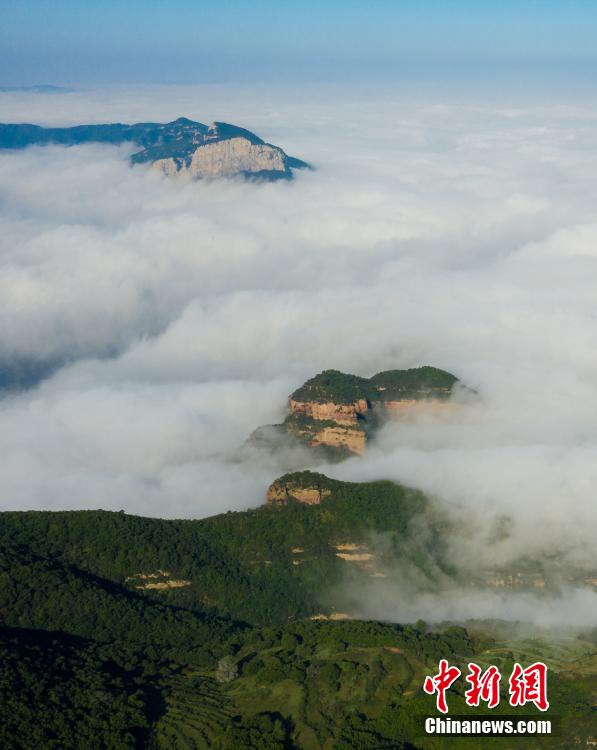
[1,85,596,622]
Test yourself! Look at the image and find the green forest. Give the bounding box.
[0,473,595,748]
[290,367,459,405]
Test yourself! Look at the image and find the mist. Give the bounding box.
[334,574,597,629]
[1,84,596,623]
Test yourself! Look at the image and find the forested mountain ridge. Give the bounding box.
[0,118,310,180]
[0,473,438,627]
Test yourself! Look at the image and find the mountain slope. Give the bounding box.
[1,472,595,748]
[0,473,438,627]
[0,627,157,750]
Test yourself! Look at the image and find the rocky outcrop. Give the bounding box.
[0,117,310,182]
[135,579,191,590]
[266,472,332,506]
[252,366,463,460]
[125,570,191,590]
[141,120,310,180]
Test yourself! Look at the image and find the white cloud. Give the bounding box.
[0,85,596,625]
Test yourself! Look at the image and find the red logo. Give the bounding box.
[464,662,501,709]
[509,662,549,712]
[423,661,549,714]
[423,659,462,714]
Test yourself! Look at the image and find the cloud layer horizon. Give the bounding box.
[1,85,596,625]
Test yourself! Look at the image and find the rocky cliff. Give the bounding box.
[153,136,288,179]
[266,472,333,505]
[0,117,310,181]
[251,366,463,460]
[289,398,369,425]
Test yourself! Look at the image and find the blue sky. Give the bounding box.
[1,0,597,85]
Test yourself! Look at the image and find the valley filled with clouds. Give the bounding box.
[1,84,597,623]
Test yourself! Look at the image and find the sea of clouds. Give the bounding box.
[1,84,596,624]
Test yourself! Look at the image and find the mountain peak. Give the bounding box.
[250,365,464,461]
[171,116,199,125]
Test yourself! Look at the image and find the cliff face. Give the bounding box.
[252,366,463,459]
[308,425,366,454]
[281,417,366,455]
[153,137,290,180]
[289,398,368,425]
